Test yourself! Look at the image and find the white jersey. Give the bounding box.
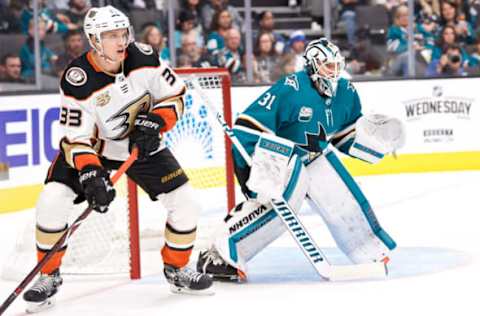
[59,42,185,169]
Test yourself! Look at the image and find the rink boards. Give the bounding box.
[1,76,479,213]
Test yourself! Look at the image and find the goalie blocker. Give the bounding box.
[198,133,396,279]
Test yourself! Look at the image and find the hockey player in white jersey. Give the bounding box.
[23,5,212,313]
[197,38,406,281]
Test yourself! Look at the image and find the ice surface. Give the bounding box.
[0,171,478,316]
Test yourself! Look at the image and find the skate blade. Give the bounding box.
[26,297,56,314]
[169,284,215,296]
[207,269,246,283]
[211,274,242,282]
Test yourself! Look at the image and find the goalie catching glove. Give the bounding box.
[129,112,165,160]
[79,165,116,213]
[349,114,406,164]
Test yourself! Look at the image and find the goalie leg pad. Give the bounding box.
[306,151,396,263]
[210,156,309,272]
[246,132,296,203]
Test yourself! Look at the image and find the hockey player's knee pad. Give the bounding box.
[36,182,76,230]
[158,182,200,231]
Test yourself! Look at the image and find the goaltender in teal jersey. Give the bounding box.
[196,38,406,282]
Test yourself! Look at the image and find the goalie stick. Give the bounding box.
[188,76,387,281]
[0,148,139,315]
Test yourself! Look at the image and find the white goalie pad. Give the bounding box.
[306,151,395,263]
[246,133,295,202]
[210,155,309,273]
[349,114,406,163]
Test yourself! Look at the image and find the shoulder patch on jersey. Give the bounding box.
[65,67,87,86]
[284,74,299,91]
[347,80,356,92]
[134,42,154,55]
[339,78,355,92]
[95,91,111,107]
[298,106,313,122]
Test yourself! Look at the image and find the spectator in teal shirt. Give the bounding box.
[467,38,480,68]
[206,9,233,53]
[431,25,470,63]
[210,28,245,82]
[387,5,409,55]
[19,19,58,80]
[439,0,475,44]
[386,5,431,76]
[140,24,170,64]
[175,10,204,50]
[20,0,76,35]
[416,13,438,52]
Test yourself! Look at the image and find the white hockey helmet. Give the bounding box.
[303,38,345,97]
[83,5,133,52]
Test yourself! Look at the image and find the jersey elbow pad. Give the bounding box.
[151,93,185,132]
[60,137,101,170]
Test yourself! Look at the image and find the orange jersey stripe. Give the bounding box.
[74,153,102,170]
[86,51,103,72]
[152,108,178,133]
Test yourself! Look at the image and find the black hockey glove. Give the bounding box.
[129,112,165,161]
[79,165,116,213]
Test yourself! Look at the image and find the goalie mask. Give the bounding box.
[304,38,345,98]
[83,6,134,58]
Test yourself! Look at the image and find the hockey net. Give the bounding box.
[2,68,236,280]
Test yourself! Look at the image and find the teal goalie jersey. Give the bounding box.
[233,70,363,168]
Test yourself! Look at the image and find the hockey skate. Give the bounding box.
[23,270,63,313]
[197,247,246,282]
[164,264,214,295]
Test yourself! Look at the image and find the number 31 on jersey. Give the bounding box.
[257,92,276,110]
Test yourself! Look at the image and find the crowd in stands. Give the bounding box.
[385,0,480,77]
[2,0,480,87]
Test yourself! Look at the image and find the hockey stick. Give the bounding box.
[0,148,138,315]
[188,77,386,281]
